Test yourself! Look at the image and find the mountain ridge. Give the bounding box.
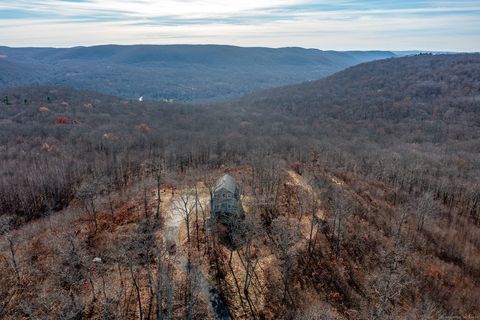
[0,44,396,102]
[232,52,480,120]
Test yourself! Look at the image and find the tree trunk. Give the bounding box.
[195,184,200,251]
[130,265,144,320]
[7,237,20,283]
[156,171,161,221]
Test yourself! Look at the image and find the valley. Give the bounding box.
[0,45,396,102]
[0,53,479,319]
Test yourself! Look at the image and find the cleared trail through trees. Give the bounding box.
[165,189,231,320]
[287,170,326,221]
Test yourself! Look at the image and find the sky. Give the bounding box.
[0,0,479,51]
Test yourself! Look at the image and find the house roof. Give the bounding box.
[214,174,239,194]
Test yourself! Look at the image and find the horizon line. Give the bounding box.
[0,43,473,53]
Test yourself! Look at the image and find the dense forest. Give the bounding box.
[0,45,395,102]
[0,53,479,319]
[235,53,480,221]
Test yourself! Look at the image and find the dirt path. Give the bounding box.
[287,170,326,221]
[163,188,231,320]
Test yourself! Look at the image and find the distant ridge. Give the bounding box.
[0,44,396,102]
[393,50,458,56]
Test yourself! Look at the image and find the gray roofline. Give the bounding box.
[214,174,239,194]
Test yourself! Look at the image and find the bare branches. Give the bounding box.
[172,190,196,244]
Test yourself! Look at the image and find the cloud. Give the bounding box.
[0,0,479,51]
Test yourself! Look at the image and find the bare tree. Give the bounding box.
[271,216,301,308]
[372,207,412,320]
[147,158,164,221]
[330,191,350,255]
[242,215,261,319]
[0,217,20,284]
[414,192,437,231]
[194,183,200,251]
[129,263,144,320]
[155,242,166,320]
[78,180,99,233]
[172,190,195,244]
[6,236,20,283]
[172,188,202,319]
[307,191,318,255]
[165,260,174,320]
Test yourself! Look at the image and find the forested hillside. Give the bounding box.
[0,45,395,102]
[233,53,480,220]
[0,54,479,319]
[238,53,480,123]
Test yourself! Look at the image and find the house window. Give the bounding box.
[227,193,232,198]
[222,193,226,198]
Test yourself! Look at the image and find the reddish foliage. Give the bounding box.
[55,116,80,125]
[112,202,140,226]
[135,123,151,133]
[224,166,254,175]
[327,291,342,301]
[41,143,52,152]
[425,264,443,279]
[55,115,71,125]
